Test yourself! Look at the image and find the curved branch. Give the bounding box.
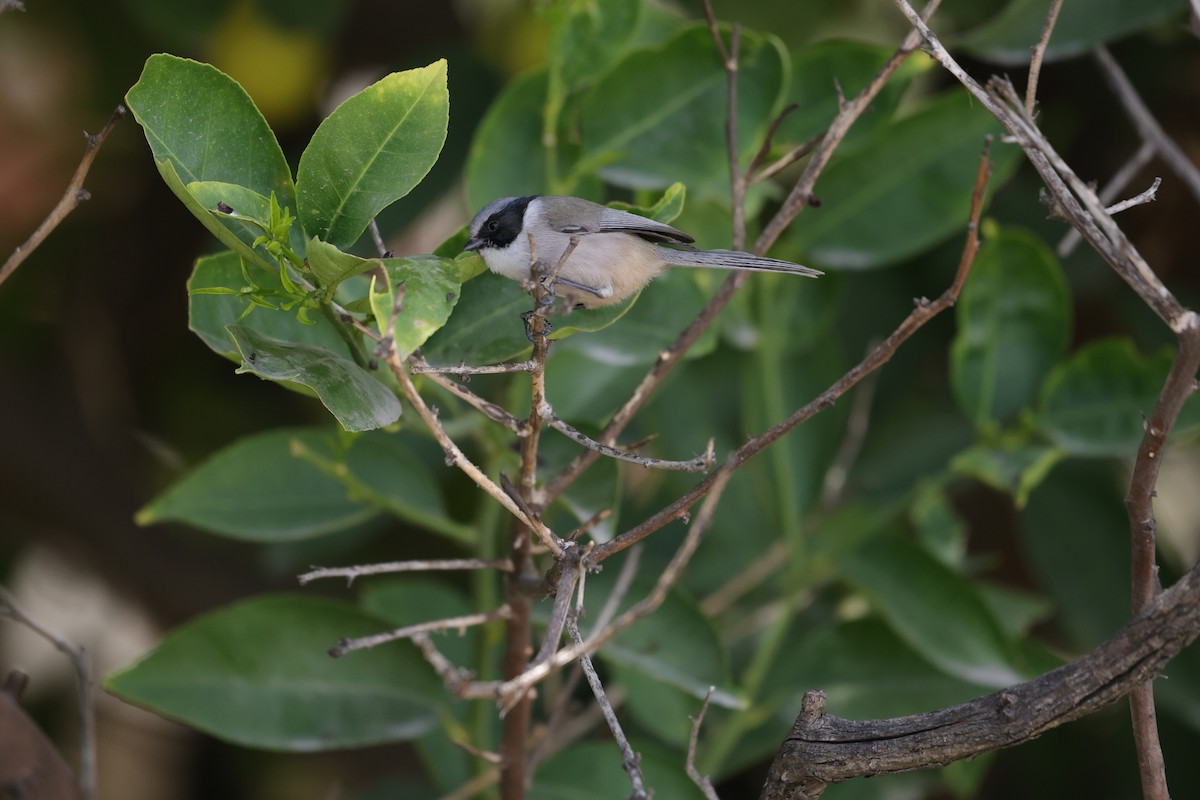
[759,556,1200,799]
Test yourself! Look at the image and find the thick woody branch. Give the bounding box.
[759,555,1200,799]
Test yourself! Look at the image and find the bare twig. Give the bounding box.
[367,219,388,258]
[1024,0,1065,116]
[465,465,734,703]
[1094,46,1200,208]
[543,405,715,472]
[412,633,475,696]
[412,360,529,434]
[567,615,650,799]
[438,768,501,800]
[1105,177,1161,215]
[0,587,95,800]
[380,339,566,558]
[1,105,125,288]
[298,558,513,586]
[1057,141,1156,257]
[329,606,512,658]
[687,687,722,800]
[409,359,537,375]
[820,346,881,508]
[752,132,824,185]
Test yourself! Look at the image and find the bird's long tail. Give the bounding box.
[661,248,822,277]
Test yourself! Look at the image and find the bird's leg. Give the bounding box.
[521,309,554,342]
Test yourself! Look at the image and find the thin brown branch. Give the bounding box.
[1058,141,1156,257]
[759,555,1200,799]
[591,135,992,564]
[753,132,824,185]
[298,558,513,586]
[567,615,650,800]
[0,587,95,800]
[754,0,942,256]
[1024,0,1065,116]
[702,0,745,249]
[409,359,537,375]
[1104,177,1161,215]
[700,540,788,618]
[464,465,735,703]
[1,105,125,288]
[329,606,512,658]
[380,341,565,557]
[543,405,715,472]
[819,344,881,508]
[414,360,529,434]
[412,633,475,697]
[1094,46,1200,208]
[687,687,722,800]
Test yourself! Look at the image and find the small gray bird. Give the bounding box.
[464,195,821,308]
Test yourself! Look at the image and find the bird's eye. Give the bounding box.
[487,220,500,232]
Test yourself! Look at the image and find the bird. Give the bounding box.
[463,195,821,309]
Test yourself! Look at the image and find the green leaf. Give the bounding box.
[838,534,1023,687]
[106,595,441,750]
[465,70,553,210]
[126,54,297,233]
[307,237,382,296]
[371,256,463,360]
[960,0,1188,65]
[188,251,350,360]
[296,60,449,248]
[776,40,924,152]
[951,437,1066,508]
[1018,460,1131,648]
[188,181,309,263]
[531,741,707,800]
[420,272,534,366]
[227,325,401,432]
[909,482,968,568]
[579,24,788,202]
[136,427,375,540]
[293,431,475,544]
[951,229,1071,428]
[548,0,643,90]
[789,91,1021,269]
[1038,337,1200,457]
[765,618,987,721]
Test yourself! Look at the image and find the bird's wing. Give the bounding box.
[594,206,696,245]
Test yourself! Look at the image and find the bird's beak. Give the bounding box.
[463,237,484,252]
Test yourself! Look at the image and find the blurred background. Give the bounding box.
[2,0,1200,798]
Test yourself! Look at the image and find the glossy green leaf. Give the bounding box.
[790,91,1021,269]
[228,325,401,432]
[126,54,297,233]
[465,70,552,210]
[1038,337,1200,457]
[370,256,463,360]
[579,24,788,202]
[960,0,1188,65]
[188,251,351,360]
[296,61,449,248]
[775,40,924,152]
[302,431,475,543]
[162,170,273,271]
[136,427,375,540]
[419,272,533,365]
[951,438,1066,508]
[951,229,1071,428]
[188,180,309,263]
[548,0,643,90]
[106,595,441,750]
[765,618,987,721]
[838,534,1023,687]
[1018,460,1131,648]
[307,237,382,295]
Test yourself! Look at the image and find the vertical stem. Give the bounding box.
[501,283,554,799]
